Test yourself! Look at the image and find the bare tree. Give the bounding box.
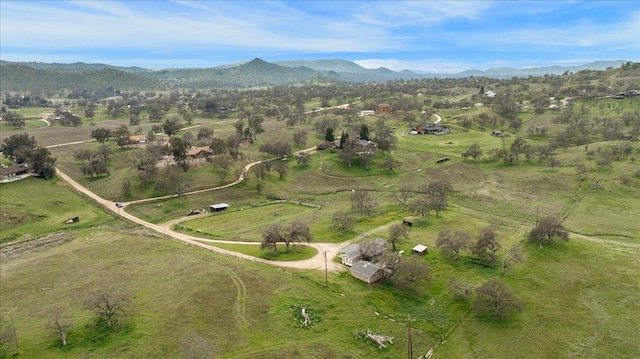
[392,183,413,209]
[527,217,569,249]
[292,129,308,146]
[360,238,387,261]
[331,210,355,231]
[436,229,470,260]
[390,256,431,295]
[501,245,524,276]
[447,277,474,301]
[350,190,377,217]
[471,227,501,265]
[261,223,284,254]
[423,181,453,217]
[388,223,410,251]
[285,220,313,252]
[472,278,522,319]
[88,286,131,328]
[462,143,483,160]
[46,308,73,346]
[295,152,312,166]
[261,221,313,253]
[380,156,401,172]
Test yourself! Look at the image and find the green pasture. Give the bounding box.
[0,227,444,358]
[205,242,317,260]
[0,178,115,245]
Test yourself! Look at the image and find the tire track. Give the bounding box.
[223,267,250,328]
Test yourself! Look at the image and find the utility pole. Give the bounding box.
[324,251,328,286]
[9,309,19,354]
[407,314,412,359]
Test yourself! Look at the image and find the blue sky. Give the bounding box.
[1,1,638,72]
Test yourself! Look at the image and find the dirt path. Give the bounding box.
[49,101,384,272]
[56,166,398,271]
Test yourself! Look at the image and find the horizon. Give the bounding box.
[1,1,638,72]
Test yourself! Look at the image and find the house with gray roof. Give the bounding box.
[338,244,362,266]
[350,260,384,284]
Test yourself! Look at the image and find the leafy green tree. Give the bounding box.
[359,124,370,141]
[169,136,191,171]
[163,118,183,136]
[90,128,112,144]
[1,133,37,163]
[113,124,131,148]
[324,127,335,142]
[31,147,57,179]
[3,111,25,128]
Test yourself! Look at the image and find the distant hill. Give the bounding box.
[0,58,635,92]
[146,58,345,88]
[0,63,163,93]
[424,60,631,79]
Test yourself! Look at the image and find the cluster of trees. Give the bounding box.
[1,133,56,178]
[261,220,313,254]
[2,110,25,128]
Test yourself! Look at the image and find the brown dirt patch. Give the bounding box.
[0,231,75,261]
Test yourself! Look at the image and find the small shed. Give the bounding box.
[412,244,428,255]
[350,261,384,284]
[209,203,229,212]
[65,216,79,224]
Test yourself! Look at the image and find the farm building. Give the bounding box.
[339,244,362,266]
[129,135,147,144]
[377,104,391,113]
[0,163,31,182]
[209,203,229,212]
[412,244,428,255]
[350,261,384,284]
[360,110,375,117]
[187,146,212,159]
[412,124,451,135]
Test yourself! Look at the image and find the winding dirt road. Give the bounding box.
[55,142,382,272]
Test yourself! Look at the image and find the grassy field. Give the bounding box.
[0,178,116,245]
[2,78,640,357]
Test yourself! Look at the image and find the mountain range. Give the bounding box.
[0,58,632,92]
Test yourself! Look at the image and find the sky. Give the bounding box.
[1,0,638,73]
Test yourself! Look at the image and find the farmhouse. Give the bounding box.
[0,163,32,182]
[377,104,391,113]
[129,135,147,144]
[412,123,451,135]
[187,146,212,159]
[339,244,362,266]
[209,203,229,212]
[360,110,375,117]
[350,261,384,284]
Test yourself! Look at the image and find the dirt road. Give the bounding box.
[55,146,375,272]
